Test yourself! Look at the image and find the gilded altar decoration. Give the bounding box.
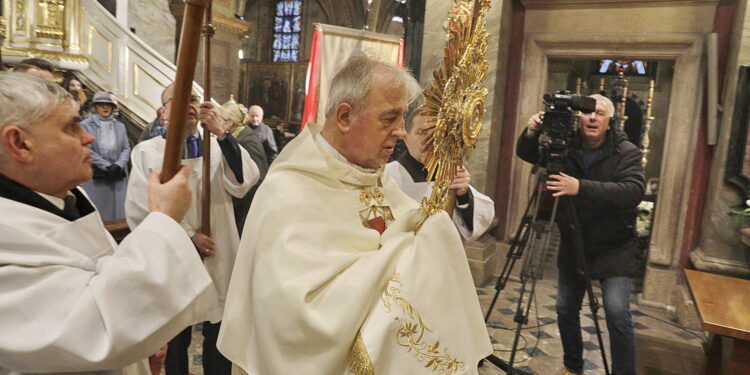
[613,71,629,131]
[381,273,466,374]
[642,79,655,166]
[420,0,491,218]
[35,0,66,39]
[15,0,26,31]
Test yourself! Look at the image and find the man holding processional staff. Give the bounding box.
[126,1,259,375]
[125,83,259,375]
[0,70,218,375]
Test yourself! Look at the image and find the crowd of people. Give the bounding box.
[7,58,290,224]
[0,54,642,375]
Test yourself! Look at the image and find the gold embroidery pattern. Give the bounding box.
[359,186,384,206]
[348,331,375,375]
[357,185,394,229]
[381,273,466,374]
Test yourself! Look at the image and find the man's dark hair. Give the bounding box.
[13,64,39,73]
[404,96,425,133]
[19,58,54,72]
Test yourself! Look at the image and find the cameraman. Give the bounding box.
[516,94,644,375]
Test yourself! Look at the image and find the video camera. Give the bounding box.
[538,91,597,173]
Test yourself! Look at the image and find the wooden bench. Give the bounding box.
[103,219,130,244]
[685,269,750,375]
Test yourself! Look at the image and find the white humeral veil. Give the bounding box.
[218,123,492,375]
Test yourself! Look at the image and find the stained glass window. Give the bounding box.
[273,0,302,62]
[594,59,657,77]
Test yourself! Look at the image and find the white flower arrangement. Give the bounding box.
[636,201,654,237]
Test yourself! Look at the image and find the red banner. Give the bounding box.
[300,26,322,131]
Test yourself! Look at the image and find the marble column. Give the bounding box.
[689,0,750,277]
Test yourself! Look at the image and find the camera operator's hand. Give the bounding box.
[547,172,579,197]
[526,111,545,138]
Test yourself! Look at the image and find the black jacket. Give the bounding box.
[516,129,645,279]
[232,126,269,234]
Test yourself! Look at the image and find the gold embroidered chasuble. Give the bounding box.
[217,123,492,374]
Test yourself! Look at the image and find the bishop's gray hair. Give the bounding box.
[324,55,422,119]
[588,94,615,118]
[0,72,73,160]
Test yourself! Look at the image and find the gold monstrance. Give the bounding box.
[420,0,491,218]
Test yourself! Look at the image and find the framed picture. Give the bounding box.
[725,65,750,199]
[240,61,307,126]
[243,63,290,121]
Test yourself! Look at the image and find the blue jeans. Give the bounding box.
[556,272,635,375]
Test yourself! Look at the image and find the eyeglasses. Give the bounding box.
[162,95,202,106]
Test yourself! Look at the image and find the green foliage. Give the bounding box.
[728,202,750,226]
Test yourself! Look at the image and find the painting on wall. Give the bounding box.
[240,61,308,125]
[244,63,289,121]
[290,63,308,123]
[726,65,750,200]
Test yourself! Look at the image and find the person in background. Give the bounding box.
[80,91,130,221]
[61,75,88,115]
[245,105,278,163]
[139,108,166,142]
[14,58,55,81]
[517,94,644,375]
[219,100,268,233]
[108,92,132,139]
[385,100,495,241]
[271,120,293,152]
[126,84,260,375]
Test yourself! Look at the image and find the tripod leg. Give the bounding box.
[507,275,536,372]
[485,215,533,322]
[484,175,544,322]
[507,220,555,372]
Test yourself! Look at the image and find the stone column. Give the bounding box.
[690,0,750,277]
[170,2,249,103]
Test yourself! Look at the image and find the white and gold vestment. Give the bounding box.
[218,123,491,374]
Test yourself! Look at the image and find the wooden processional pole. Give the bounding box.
[161,0,210,182]
[201,0,214,237]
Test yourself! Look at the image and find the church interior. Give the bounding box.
[2,0,750,374]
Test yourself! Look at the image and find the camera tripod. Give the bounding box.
[482,167,611,375]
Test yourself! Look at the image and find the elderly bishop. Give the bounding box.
[218,55,492,374]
